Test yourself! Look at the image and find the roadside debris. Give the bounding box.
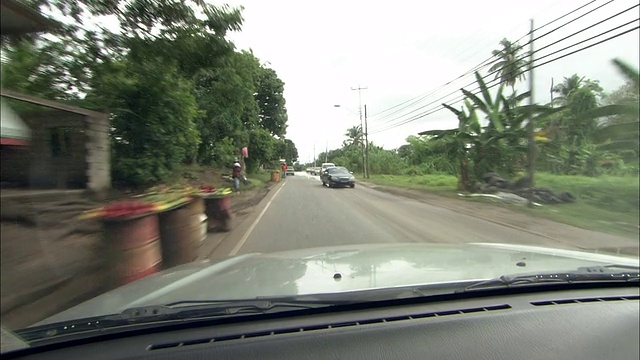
[468,173,577,205]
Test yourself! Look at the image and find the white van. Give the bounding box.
[319,163,335,176]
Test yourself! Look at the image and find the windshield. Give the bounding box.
[328,167,351,175]
[1,0,638,349]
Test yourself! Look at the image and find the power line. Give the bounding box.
[515,0,598,40]
[369,24,639,135]
[374,0,620,126]
[367,0,606,120]
[369,8,639,133]
[525,0,616,45]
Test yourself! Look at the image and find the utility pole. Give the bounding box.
[313,144,316,167]
[550,78,554,105]
[364,104,369,179]
[351,85,368,177]
[527,19,536,208]
[325,139,328,163]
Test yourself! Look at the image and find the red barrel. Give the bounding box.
[104,214,162,287]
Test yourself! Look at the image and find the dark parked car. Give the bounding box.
[321,166,355,188]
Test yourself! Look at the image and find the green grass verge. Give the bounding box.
[366,173,639,238]
[367,174,458,195]
[243,171,273,190]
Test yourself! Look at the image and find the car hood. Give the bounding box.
[34,243,638,326]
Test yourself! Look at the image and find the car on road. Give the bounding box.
[321,166,355,188]
[320,163,335,172]
[285,167,295,176]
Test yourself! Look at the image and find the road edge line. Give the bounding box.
[229,181,286,255]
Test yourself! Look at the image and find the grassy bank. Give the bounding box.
[244,171,273,190]
[163,164,273,191]
[366,173,639,238]
[367,174,458,195]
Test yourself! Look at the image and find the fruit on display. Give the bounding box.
[77,185,232,220]
[200,185,217,193]
[102,200,157,218]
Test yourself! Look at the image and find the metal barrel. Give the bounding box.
[104,214,162,287]
[157,198,206,269]
[186,198,208,245]
[204,196,233,232]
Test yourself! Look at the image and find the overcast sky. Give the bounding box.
[221,0,639,163]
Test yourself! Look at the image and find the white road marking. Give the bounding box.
[229,180,286,255]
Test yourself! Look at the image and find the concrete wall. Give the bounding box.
[85,114,111,194]
[0,111,88,188]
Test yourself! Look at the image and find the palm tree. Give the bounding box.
[488,38,528,93]
[552,74,602,107]
[343,125,363,148]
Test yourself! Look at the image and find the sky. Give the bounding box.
[219,0,640,164]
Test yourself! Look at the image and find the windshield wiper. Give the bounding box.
[16,299,348,342]
[116,298,347,320]
[460,265,639,292]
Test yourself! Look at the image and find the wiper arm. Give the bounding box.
[117,299,343,320]
[17,299,346,342]
[460,266,639,292]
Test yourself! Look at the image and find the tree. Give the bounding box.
[192,51,260,165]
[550,74,603,143]
[254,63,288,137]
[552,74,603,107]
[89,57,200,186]
[276,138,298,165]
[488,38,528,93]
[584,59,639,158]
[423,100,480,190]
[343,125,363,148]
[4,0,294,185]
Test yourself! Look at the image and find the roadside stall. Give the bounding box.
[78,185,232,287]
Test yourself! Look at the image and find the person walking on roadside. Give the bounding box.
[232,160,242,191]
[282,162,288,179]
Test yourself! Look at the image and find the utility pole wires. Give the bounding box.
[527,18,536,208]
[351,85,368,177]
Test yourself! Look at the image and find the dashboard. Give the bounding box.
[5,286,639,360]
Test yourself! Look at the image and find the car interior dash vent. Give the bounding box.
[148,304,511,351]
[530,295,639,307]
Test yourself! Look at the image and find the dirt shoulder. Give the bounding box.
[0,180,274,330]
[359,181,639,257]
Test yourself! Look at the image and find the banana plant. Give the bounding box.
[420,99,479,190]
[582,59,639,155]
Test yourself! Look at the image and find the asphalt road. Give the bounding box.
[225,172,581,255]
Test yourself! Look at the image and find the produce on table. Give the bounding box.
[77,185,233,220]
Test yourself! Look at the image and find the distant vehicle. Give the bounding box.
[286,167,295,176]
[321,166,355,188]
[316,163,335,176]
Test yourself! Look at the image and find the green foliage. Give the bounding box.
[488,38,528,92]
[2,0,296,186]
[94,58,200,186]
